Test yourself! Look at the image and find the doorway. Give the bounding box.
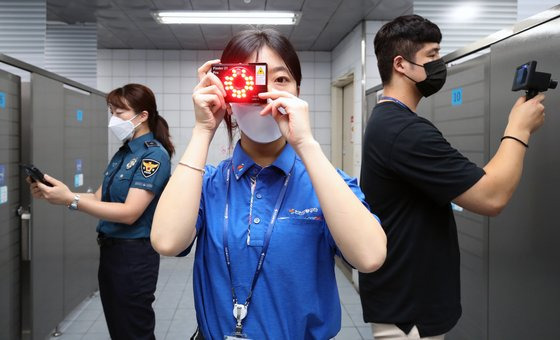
[331,74,358,290]
[341,81,354,176]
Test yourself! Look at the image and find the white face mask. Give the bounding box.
[108,114,140,142]
[230,103,282,144]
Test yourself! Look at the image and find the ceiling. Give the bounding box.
[47,0,413,51]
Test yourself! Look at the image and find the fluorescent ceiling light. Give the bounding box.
[153,11,301,25]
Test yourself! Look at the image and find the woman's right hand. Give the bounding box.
[192,59,227,134]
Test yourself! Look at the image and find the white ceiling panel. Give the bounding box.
[112,0,153,10]
[170,25,207,49]
[229,0,266,11]
[200,25,232,50]
[190,0,228,11]
[366,0,413,20]
[150,0,189,9]
[266,0,304,11]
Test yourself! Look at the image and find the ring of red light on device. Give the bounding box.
[223,67,255,99]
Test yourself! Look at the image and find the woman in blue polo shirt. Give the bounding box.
[29,83,173,340]
[151,28,387,340]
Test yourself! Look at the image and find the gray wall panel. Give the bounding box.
[445,135,485,152]
[457,214,486,239]
[488,17,560,340]
[457,232,485,259]
[434,99,485,121]
[437,116,485,136]
[460,152,485,168]
[416,96,434,121]
[28,73,65,340]
[62,88,100,315]
[0,68,21,340]
[435,86,485,112]
[19,74,106,339]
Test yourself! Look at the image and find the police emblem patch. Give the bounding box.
[141,159,160,178]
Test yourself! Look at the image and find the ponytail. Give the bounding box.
[152,112,175,158]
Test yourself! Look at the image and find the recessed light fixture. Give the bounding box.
[153,11,301,25]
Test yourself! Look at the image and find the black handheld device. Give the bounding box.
[512,60,557,100]
[20,164,53,187]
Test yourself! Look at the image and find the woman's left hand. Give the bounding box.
[259,91,316,149]
[34,174,74,206]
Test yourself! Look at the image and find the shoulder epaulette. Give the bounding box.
[145,140,159,148]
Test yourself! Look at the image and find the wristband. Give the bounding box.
[178,161,206,175]
[501,135,528,148]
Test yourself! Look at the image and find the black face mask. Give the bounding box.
[403,58,447,97]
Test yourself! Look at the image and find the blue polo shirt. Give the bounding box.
[188,142,374,339]
[97,132,170,239]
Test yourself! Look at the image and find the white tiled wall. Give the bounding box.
[331,23,365,178]
[365,21,385,90]
[97,49,332,167]
[330,21,384,178]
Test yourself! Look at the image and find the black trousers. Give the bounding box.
[98,238,159,340]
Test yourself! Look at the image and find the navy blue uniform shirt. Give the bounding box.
[97,132,171,239]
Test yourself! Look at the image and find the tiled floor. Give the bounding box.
[49,256,373,340]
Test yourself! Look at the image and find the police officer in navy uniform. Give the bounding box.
[30,83,174,340]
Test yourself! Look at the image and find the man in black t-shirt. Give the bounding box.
[359,15,546,339]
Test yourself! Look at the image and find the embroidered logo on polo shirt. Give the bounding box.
[286,207,322,220]
[141,159,160,178]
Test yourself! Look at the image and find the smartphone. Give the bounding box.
[20,164,53,187]
[211,63,268,104]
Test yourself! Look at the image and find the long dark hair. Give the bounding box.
[220,28,302,143]
[107,83,175,157]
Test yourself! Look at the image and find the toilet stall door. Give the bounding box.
[0,68,21,340]
[488,17,560,340]
[20,73,65,340]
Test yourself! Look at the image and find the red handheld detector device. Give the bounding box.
[212,63,268,104]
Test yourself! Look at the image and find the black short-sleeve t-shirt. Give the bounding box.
[359,101,485,337]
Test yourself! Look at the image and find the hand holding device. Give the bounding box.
[512,60,557,100]
[20,164,53,187]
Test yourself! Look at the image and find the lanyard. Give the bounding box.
[223,163,291,336]
[379,96,414,113]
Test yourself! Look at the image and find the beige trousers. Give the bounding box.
[371,323,445,340]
